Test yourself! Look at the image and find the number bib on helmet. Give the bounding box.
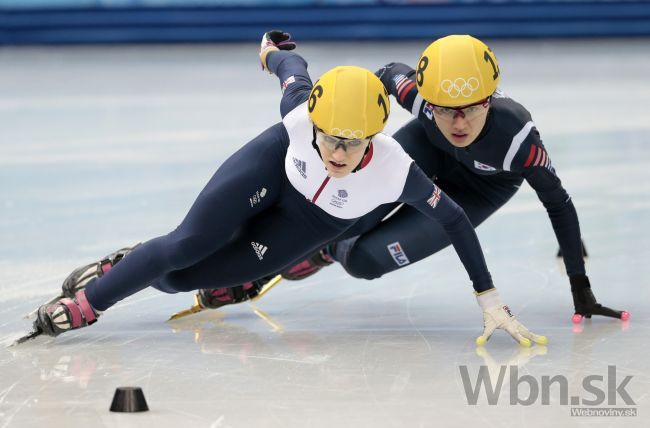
[283,102,413,219]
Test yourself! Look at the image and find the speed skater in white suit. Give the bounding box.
[22,31,546,348]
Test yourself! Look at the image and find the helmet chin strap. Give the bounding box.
[352,141,372,173]
[311,126,323,160]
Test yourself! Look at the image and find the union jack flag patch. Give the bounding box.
[427,185,442,208]
[281,75,296,94]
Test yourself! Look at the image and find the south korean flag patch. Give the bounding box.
[474,160,497,172]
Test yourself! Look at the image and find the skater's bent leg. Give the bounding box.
[339,206,451,279]
[339,173,522,280]
[84,123,289,311]
[153,200,352,292]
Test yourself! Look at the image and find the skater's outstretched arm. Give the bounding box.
[398,159,546,347]
[375,48,627,323]
[512,126,628,321]
[260,30,313,118]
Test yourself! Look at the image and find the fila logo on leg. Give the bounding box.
[251,241,268,260]
[387,241,410,267]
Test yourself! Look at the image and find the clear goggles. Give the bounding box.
[432,97,490,121]
[316,129,371,153]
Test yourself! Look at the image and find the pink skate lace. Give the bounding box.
[209,283,255,303]
[57,290,97,328]
[285,260,320,277]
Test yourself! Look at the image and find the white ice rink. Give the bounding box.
[1,39,649,428]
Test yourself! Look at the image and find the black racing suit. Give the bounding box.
[334,62,585,282]
[83,54,497,311]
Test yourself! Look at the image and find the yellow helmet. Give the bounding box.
[416,35,500,107]
[308,65,389,139]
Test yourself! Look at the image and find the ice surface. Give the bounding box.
[1,39,649,427]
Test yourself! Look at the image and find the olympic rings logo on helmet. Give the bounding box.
[440,77,480,99]
[330,128,365,139]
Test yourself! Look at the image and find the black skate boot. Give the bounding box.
[197,276,275,309]
[61,244,140,298]
[34,289,100,337]
[169,275,284,321]
[23,244,140,321]
[280,249,333,281]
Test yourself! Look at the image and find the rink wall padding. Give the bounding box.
[2,1,650,45]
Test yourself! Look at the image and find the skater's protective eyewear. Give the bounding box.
[432,97,490,122]
[316,129,371,153]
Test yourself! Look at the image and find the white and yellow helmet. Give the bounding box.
[416,35,500,107]
[308,65,389,139]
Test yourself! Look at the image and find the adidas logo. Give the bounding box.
[293,157,307,179]
[251,241,268,260]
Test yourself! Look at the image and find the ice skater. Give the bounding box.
[23,32,545,347]
[215,34,628,326]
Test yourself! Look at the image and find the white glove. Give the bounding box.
[475,288,547,347]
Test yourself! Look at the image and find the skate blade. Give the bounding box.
[168,294,205,321]
[9,328,44,347]
[251,275,283,301]
[167,274,284,321]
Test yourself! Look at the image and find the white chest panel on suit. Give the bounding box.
[283,102,414,220]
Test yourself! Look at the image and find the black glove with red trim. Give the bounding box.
[570,274,629,323]
[259,30,297,71]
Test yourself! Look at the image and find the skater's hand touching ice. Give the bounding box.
[475,289,547,347]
